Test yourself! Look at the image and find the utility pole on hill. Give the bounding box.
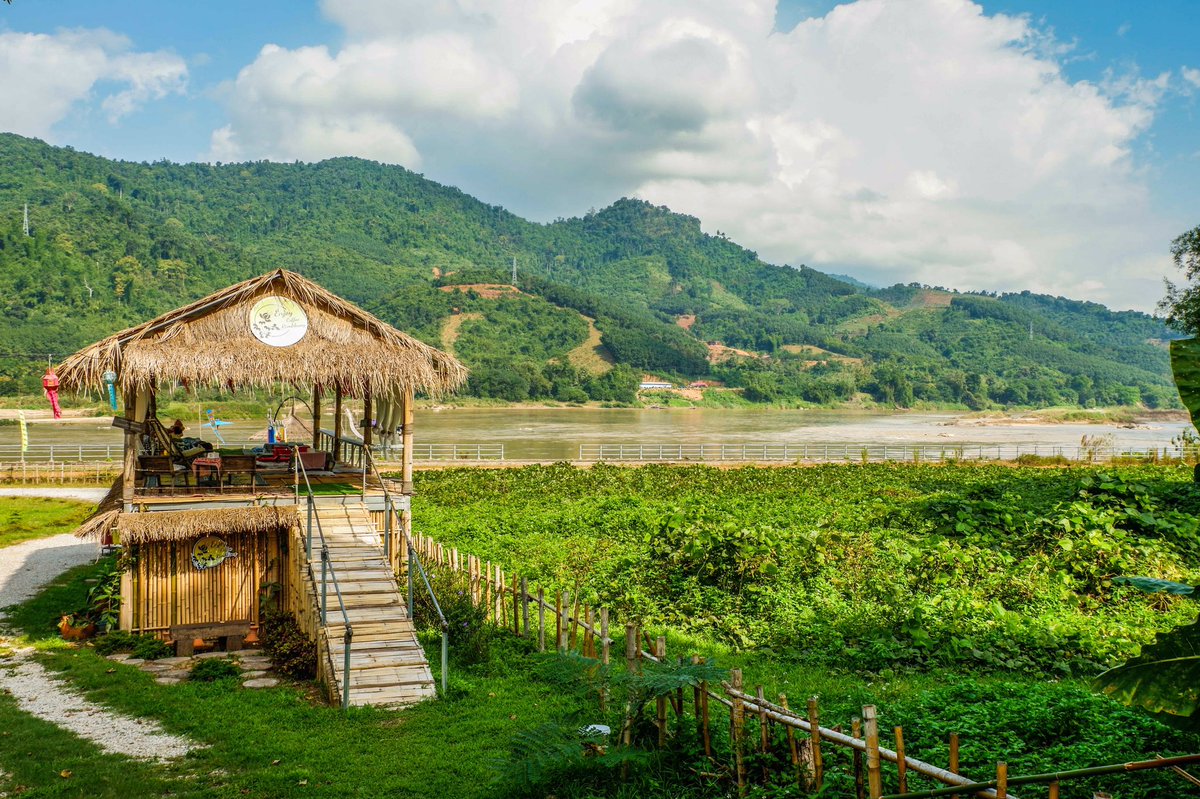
[22,203,29,237]
[511,256,517,287]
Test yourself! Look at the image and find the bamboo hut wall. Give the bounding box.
[125,530,289,637]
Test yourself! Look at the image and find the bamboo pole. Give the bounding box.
[700,657,712,758]
[554,591,563,651]
[949,733,960,799]
[1047,780,1058,799]
[896,727,908,793]
[521,577,529,638]
[782,694,801,789]
[332,384,343,463]
[537,587,546,652]
[560,590,571,652]
[757,685,770,783]
[864,705,882,799]
[853,717,865,799]
[731,669,748,795]
[512,574,520,635]
[656,637,667,747]
[809,696,824,790]
[621,622,637,779]
[311,384,322,450]
[995,763,1007,799]
[569,590,580,651]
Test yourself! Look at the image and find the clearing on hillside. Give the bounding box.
[439,311,484,356]
[566,315,614,375]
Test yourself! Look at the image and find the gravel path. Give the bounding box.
[0,488,106,502]
[0,657,195,760]
[0,491,200,761]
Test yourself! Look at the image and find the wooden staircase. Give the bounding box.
[311,503,436,708]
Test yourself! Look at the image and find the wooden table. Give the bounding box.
[191,456,222,489]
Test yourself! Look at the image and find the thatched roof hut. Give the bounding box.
[58,269,466,398]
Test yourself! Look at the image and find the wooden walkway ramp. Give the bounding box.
[312,504,435,708]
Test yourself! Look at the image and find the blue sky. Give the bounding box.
[1,0,1197,311]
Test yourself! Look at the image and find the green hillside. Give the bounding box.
[0,133,1178,408]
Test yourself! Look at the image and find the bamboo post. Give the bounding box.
[332,384,344,464]
[757,685,770,783]
[781,694,801,789]
[656,637,667,747]
[584,607,594,657]
[569,590,580,651]
[559,590,571,652]
[311,384,322,450]
[809,696,824,791]
[399,387,414,494]
[622,623,638,778]
[537,587,546,652]
[599,608,610,712]
[949,732,960,799]
[996,762,1007,799]
[554,591,563,651]
[699,657,712,758]
[864,705,882,799]
[484,560,492,620]
[520,577,529,638]
[731,669,747,796]
[895,726,908,793]
[495,565,503,624]
[1047,780,1058,799]
[853,717,865,799]
[512,574,520,636]
[363,391,373,449]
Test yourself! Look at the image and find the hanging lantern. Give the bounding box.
[102,370,119,411]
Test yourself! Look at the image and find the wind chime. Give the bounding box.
[41,362,61,420]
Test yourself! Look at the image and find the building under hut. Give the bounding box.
[61,269,467,707]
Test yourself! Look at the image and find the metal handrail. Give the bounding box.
[365,448,449,694]
[293,451,355,710]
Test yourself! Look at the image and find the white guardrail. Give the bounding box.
[577,442,1169,463]
[0,442,507,463]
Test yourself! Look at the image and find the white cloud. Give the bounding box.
[0,29,186,136]
[1183,66,1200,90]
[210,0,1174,310]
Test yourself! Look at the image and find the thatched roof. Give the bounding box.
[76,501,298,544]
[71,477,123,541]
[58,269,467,398]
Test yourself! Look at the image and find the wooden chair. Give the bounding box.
[137,455,189,492]
[221,455,259,492]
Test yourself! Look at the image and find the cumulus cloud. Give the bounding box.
[0,28,186,136]
[210,0,1175,310]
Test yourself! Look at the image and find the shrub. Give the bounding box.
[93,631,171,660]
[260,611,317,679]
[411,568,494,666]
[189,657,241,682]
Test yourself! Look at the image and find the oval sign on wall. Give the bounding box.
[249,295,308,347]
[191,536,236,570]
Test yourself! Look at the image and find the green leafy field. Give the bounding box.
[413,463,1200,675]
[0,498,91,549]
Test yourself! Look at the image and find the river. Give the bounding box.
[0,408,1191,462]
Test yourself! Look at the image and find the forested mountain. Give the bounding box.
[0,133,1178,407]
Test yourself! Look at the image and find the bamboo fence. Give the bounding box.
[399,528,1200,799]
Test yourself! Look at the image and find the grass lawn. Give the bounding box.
[0,498,92,549]
[3,557,1197,799]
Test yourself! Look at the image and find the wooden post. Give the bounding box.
[808,696,824,791]
[782,694,801,789]
[622,623,638,774]
[312,384,322,450]
[895,726,908,793]
[332,384,344,464]
[512,574,520,635]
[731,669,747,796]
[655,637,667,747]
[600,608,610,712]
[495,565,504,624]
[363,391,373,448]
[863,705,882,799]
[400,387,414,494]
[584,607,595,657]
[555,591,563,651]
[996,762,1007,799]
[756,685,770,783]
[568,591,580,651]
[521,577,529,638]
[484,561,492,621]
[699,657,712,758]
[559,590,571,652]
[949,732,960,799]
[852,717,865,799]
[537,587,546,652]
[1048,780,1059,799]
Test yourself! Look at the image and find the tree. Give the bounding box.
[1159,225,1200,334]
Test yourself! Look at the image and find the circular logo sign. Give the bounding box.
[249,296,308,347]
[191,536,236,570]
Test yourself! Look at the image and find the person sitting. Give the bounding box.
[168,419,213,458]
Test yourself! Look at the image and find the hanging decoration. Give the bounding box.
[41,367,62,419]
[101,370,118,411]
[17,410,27,456]
[201,408,230,445]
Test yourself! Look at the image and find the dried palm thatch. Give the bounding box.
[113,506,299,545]
[57,269,467,399]
[71,477,123,540]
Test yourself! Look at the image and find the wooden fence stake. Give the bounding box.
[1047,779,1059,799]
[484,560,492,620]
[585,608,595,657]
[852,717,864,799]
[600,609,610,712]
[757,685,770,783]
[699,657,712,757]
[621,623,637,781]
[781,694,801,789]
[731,669,747,796]
[864,705,882,799]
[996,762,1007,799]
[568,590,580,651]
[808,696,824,791]
[895,726,908,793]
[520,577,529,638]
[512,574,520,636]
[559,590,571,652]
[655,637,668,747]
[555,592,563,651]
[949,732,959,799]
[537,587,546,652]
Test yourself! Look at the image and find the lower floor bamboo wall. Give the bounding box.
[118,530,292,637]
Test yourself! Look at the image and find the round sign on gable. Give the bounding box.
[249,296,308,347]
[191,536,236,570]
